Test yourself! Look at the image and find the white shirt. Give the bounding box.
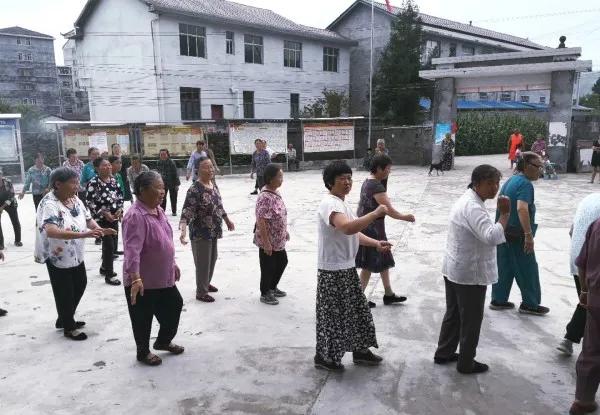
[442,189,506,285]
[34,192,91,268]
[317,194,360,271]
[570,193,600,275]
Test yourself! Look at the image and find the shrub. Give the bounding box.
[455,112,547,156]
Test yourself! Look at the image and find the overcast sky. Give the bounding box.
[1,0,599,70]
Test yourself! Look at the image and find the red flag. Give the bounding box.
[384,0,393,12]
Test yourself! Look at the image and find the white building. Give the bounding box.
[64,0,355,123]
[328,1,557,114]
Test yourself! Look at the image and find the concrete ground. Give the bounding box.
[0,154,594,414]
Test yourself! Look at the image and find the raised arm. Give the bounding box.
[330,205,388,236]
[373,192,415,222]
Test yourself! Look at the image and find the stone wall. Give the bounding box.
[384,125,433,166]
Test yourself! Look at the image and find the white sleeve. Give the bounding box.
[318,198,345,228]
[464,202,506,246]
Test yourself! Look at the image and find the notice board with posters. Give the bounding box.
[0,119,19,161]
[303,123,354,153]
[142,126,203,157]
[63,128,131,156]
[229,122,287,155]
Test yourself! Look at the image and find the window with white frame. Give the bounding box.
[421,40,441,65]
[520,95,530,103]
[479,92,488,100]
[179,23,206,58]
[244,35,263,64]
[22,98,37,105]
[323,47,339,72]
[25,53,32,61]
[284,41,302,68]
[457,93,467,100]
[21,84,34,91]
[226,31,235,55]
[180,87,201,120]
[462,45,475,56]
[17,53,23,61]
[539,96,547,104]
[243,91,255,118]
[290,93,300,118]
[449,43,457,57]
[500,92,513,101]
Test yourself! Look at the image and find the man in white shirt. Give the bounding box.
[434,165,510,374]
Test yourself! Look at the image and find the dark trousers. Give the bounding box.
[435,277,487,371]
[98,219,118,275]
[0,204,21,248]
[33,194,44,210]
[160,186,178,214]
[259,249,288,295]
[125,285,183,357]
[565,275,587,344]
[255,176,265,190]
[576,305,600,401]
[46,261,87,332]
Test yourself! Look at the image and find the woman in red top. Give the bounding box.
[508,129,524,169]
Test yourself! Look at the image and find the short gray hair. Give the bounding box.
[50,167,78,189]
[377,139,385,145]
[133,170,162,196]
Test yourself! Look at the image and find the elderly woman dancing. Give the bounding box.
[255,163,289,305]
[122,171,184,366]
[434,165,510,374]
[356,153,415,308]
[180,157,235,302]
[314,160,391,371]
[34,167,116,340]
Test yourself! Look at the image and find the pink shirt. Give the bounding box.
[122,200,176,289]
[254,189,288,251]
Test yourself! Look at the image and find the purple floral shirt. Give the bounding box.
[180,182,227,240]
[254,190,288,251]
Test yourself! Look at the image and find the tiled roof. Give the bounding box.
[329,1,546,50]
[0,26,53,39]
[377,2,545,49]
[146,0,355,44]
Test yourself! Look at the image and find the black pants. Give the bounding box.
[161,186,178,214]
[46,261,87,332]
[98,219,118,276]
[435,277,487,371]
[0,204,21,249]
[259,249,288,295]
[125,285,183,357]
[565,274,587,344]
[255,176,265,190]
[33,194,44,210]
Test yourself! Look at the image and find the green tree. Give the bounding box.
[592,77,600,95]
[372,0,430,125]
[580,93,600,111]
[301,88,349,118]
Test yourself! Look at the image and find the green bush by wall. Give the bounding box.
[455,112,548,156]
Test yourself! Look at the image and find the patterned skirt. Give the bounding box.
[316,268,378,363]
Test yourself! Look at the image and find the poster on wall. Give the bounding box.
[549,122,568,147]
[303,123,354,153]
[580,148,593,168]
[229,122,287,155]
[63,128,131,157]
[0,121,18,161]
[142,126,203,157]
[434,123,452,144]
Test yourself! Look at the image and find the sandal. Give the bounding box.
[154,343,185,355]
[137,352,162,366]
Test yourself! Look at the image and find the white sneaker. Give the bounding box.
[557,339,573,356]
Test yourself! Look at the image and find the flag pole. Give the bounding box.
[368,0,374,152]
